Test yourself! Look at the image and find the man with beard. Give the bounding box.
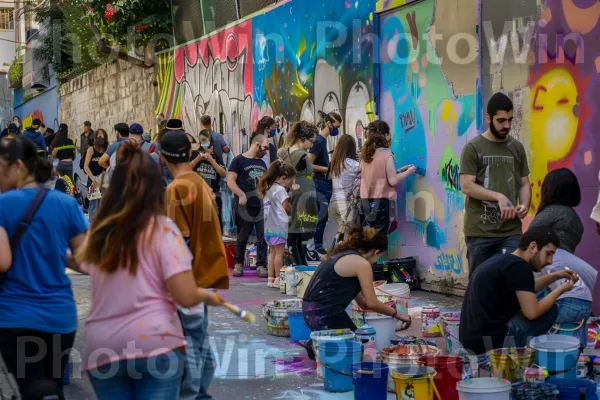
[460,93,531,277]
[227,133,269,278]
[459,228,577,355]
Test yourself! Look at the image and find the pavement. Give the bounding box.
[65,270,463,400]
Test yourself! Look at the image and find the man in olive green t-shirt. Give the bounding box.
[460,93,532,278]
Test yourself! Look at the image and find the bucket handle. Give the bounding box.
[429,376,442,400]
[550,319,586,332]
[315,355,353,377]
[262,306,270,321]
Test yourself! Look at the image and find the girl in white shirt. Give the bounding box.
[329,135,360,237]
[259,161,297,287]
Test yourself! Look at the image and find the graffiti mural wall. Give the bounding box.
[482,0,600,267]
[379,0,476,288]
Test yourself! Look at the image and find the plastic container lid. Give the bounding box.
[457,378,512,394]
[356,325,376,336]
[529,334,580,353]
[295,266,317,272]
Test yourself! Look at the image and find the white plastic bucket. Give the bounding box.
[375,283,411,298]
[356,312,396,352]
[456,378,511,400]
[441,312,461,354]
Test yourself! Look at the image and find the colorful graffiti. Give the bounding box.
[22,110,44,129]
[379,0,475,286]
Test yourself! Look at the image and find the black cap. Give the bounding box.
[8,123,17,131]
[159,130,191,163]
[32,118,41,127]
[166,119,184,131]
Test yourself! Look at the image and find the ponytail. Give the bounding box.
[326,226,388,258]
[255,116,275,136]
[317,110,342,129]
[258,160,296,198]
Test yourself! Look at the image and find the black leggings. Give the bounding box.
[302,301,357,356]
[288,233,313,266]
[0,328,76,399]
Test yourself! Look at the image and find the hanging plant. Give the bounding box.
[84,0,172,51]
[8,58,23,88]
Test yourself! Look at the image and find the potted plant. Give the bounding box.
[8,59,23,89]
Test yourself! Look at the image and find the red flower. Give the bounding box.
[104,3,117,22]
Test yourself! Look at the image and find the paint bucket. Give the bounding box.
[319,340,363,392]
[352,362,389,400]
[352,310,396,352]
[311,329,356,379]
[546,378,596,399]
[419,355,464,400]
[548,319,588,348]
[279,267,286,294]
[285,267,298,296]
[375,282,411,298]
[529,335,581,379]
[355,325,377,362]
[487,347,536,383]
[287,307,311,342]
[421,306,443,338]
[456,378,512,400]
[261,299,302,337]
[391,365,440,400]
[441,312,462,354]
[224,240,236,269]
[382,344,440,392]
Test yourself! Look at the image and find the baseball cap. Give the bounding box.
[129,123,144,134]
[159,130,191,163]
[8,123,17,131]
[166,119,184,131]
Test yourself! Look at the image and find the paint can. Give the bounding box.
[285,267,298,296]
[441,312,461,354]
[280,267,286,294]
[355,325,377,363]
[421,306,442,338]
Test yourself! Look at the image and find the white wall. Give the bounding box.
[0,30,15,71]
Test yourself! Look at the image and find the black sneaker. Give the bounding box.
[305,250,322,264]
[315,247,328,256]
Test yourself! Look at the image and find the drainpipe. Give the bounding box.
[475,0,483,135]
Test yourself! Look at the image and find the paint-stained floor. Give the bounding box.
[66,271,463,399]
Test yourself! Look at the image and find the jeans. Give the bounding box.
[505,305,559,348]
[554,297,592,347]
[466,235,522,278]
[233,198,267,266]
[88,349,184,400]
[314,178,332,249]
[178,306,216,400]
[360,198,395,235]
[88,198,101,221]
[0,328,76,399]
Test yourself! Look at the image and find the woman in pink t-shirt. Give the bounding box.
[359,121,416,235]
[76,142,223,400]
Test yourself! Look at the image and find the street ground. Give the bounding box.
[65,270,463,400]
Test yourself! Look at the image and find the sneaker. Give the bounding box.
[305,250,322,264]
[233,264,244,277]
[316,247,327,255]
[256,266,268,278]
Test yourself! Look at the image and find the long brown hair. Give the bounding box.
[76,141,165,275]
[286,121,318,146]
[327,226,387,259]
[258,160,296,198]
[94,129,109,153]
[330,134,357,177]
[318,111,343,129]
[361,120,390,163]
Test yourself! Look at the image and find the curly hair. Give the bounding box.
[286,121,319,145]
[361,120,391,163]
[326,226,387,259]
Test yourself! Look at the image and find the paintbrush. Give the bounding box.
[223,302,257,324]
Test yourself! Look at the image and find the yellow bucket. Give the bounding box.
[487,347,536,383]
[391,365,441,400]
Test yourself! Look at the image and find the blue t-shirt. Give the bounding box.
[309,135,330,180]
[211,131,228,159]
[0,189,89,333]
[106,137,129,157]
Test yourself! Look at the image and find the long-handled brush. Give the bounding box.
[222,302,257,324]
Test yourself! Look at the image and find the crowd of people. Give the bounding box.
[1,90,599,398]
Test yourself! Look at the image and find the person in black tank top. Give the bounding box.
[84,129,109,220]
[302,227,412,359]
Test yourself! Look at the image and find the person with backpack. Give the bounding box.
[51,124,76,182]
[23,119,47,157]
[0,136,88,398]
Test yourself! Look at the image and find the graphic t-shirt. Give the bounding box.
[52,137,76,160]
[459,254,535,355]
[229,154,267,210]
[460,135,529,237]
[310,135,330,180]
[191,151,225,195]
[264,183,290,239]
[0,189,89,334]
[83,217,191,371]
[165,172,229,289]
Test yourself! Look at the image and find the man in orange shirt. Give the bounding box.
[161,130,229,400]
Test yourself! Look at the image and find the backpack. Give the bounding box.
[101,151,118,193]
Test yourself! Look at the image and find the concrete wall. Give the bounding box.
[0,30,15,71]
[59,60,155,140]
[0,74,11,128]
[481,0,600,270]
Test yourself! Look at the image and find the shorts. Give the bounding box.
[266,233,287,246]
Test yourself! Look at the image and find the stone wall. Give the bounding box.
[59,60,155,141]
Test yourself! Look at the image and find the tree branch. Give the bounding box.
[89,23,154,68]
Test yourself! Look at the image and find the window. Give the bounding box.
[0,8,13,30]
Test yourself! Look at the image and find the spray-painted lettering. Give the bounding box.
[400,109,416,133]
[441,158,461,192]
[434,251,463,275]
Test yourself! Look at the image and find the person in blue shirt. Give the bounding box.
[23,118,47,157]
[309,111,342,254]
[0,136,89,398]
[98,122,129,169]
[200,115,230,160]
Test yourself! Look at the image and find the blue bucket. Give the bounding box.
[320,340,363,392]
[352,362,389,400]
[287,308,311,342]
[547,378,596,399]
[530,335,581,379]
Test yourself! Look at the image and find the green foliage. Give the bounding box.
[8,58,23,88]
[84,0,172,49]
[33,0,101,81]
